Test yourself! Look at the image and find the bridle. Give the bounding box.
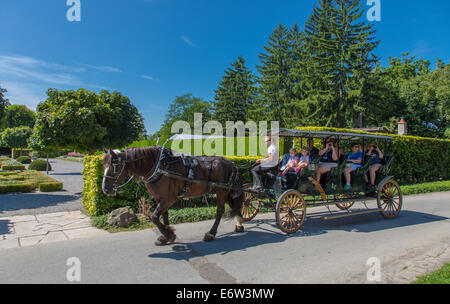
[103,149,136,194]
[103,147,164,194]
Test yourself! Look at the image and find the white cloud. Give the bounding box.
[181,35,198,48]
[142,75,154,80]
[79,63,122,73]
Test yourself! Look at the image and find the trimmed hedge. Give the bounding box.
[293,127,450,183]
[11,148,32,159]
[0,183,35,194]
[39,182,63,192]
[1,165,26,171]
[28,160,52,171]
[16,156,31,164]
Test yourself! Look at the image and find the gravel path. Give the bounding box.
[0,159,84,217]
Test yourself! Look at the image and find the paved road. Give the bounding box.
[0,159,84,217]
[0,192,449,283]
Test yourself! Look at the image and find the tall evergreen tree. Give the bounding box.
[303,0,379,127]
[213,56,257,125]
[257,24,305,128]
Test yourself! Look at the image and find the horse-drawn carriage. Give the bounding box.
[102,128,402,245]
[241,128,403,234]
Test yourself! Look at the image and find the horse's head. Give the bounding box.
[102,149,128,196]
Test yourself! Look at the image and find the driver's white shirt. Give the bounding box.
[261,143,279,168]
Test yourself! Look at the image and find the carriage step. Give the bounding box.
[323,208,383,220]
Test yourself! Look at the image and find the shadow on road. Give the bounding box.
[148,209,449,260]
[0,219,13,235]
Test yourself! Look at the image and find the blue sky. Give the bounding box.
[1,0,449,133]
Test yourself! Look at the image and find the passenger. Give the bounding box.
[296,147,310,174]
[251,135,280,190]
[279,148,299,176]
[307,138,319,157]
[343,143,363,190]
[365,143,384,188]
[315,138,340,184]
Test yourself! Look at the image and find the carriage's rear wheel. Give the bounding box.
[377,179,402,219]
[276,190,306,234]
[241,184,261,222]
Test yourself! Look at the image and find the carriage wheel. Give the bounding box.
[241,184,261,222]
[377,179,402,219]
[335,194,355,210]
[276,190,306,234]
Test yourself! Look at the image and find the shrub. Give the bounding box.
[11,148,33,159]
[1,161,26,170]
[29,160,52,171]
[16,156,31,164]
[39,182,63,192]
[0,183,35,194]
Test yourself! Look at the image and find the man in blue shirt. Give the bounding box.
[343,143,363,190]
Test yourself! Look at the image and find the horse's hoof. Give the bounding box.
[234,225,244,233]
[203,232,215,242]
[155,235,176,246]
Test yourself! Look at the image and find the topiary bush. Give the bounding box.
[0,183,35,194]
[16,156,31,164]
[39,182,63,192]
[28,160,52,171]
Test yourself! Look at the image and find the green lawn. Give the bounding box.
[412,263,450,284]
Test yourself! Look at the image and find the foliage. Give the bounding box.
[39,182,63,192]
[0,183,35,194]
[213,56,258,125]
[82,155,149,216]
[1,105,36,129]
[157,94,212,142]
[293,126,450,183]
[15,156,31,164]
[28,159,52,171]
[412,263,450,284]
[400,180,450,195]
[12,148,33,159]
[0,126,32,149]
[257,23,304,127]
[0,84,10,123]
[0,170,62,193]
[29,88,145,154]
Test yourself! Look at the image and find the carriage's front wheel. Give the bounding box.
[241,184,261,222]
[276,190,306,234]
[377,179,402,219]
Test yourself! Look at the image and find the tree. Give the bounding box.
[2,105,36,129]
[29,88,145,154]
[0,84,10,125]
[0,126,32,149]
[213,56,258,125]
[302,0,379,127]
[399,62,449,138]
[257,24,305,128]
[157,94,212,141]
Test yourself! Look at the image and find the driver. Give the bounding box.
[251,135,279,190]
